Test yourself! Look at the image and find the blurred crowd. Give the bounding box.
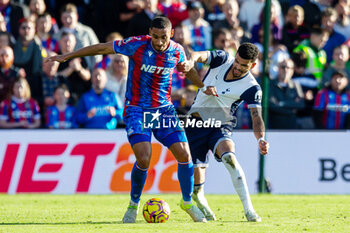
[0,0,349,130]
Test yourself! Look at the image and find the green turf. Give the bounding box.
[0,194,349,233]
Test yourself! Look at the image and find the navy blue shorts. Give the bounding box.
[185,122,233,167]
[124,105,187,148]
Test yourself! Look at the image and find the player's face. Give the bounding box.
[0,47,13,68]
[150,27,174,52]
[232,54,256,78]
[331,74,348,93]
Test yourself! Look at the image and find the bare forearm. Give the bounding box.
[77,67,91,81]
[186,68,204,88]
[63,42,114,61]
[252,116,265,140]
[250,108,265,139]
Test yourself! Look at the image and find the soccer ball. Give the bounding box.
[143,198,170,223]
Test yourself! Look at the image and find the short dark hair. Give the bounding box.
[331,70,347,79]
[291,51,307,68]
[237,42,259,61]
[310,26,328,36]
[151,16,172,30]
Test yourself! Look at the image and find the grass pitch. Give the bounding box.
[0,194,348,233]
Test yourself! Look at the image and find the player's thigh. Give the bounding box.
[185,126,211,167]
[124,106,152,144]
[208,127,235,160]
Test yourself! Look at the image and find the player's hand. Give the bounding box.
[107,106,116,117]
[203,86,218,97]
[44,54,69,63]
[87,108,97,118]
[258,138,269,155]
[176,60,194,73]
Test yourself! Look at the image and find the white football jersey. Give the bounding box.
[188,50,262,124]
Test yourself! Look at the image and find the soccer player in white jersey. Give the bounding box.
[185,42,269,222]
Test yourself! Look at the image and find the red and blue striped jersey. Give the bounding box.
[314,88,350,129]
[0,97,40,123]
[41,36,60,53]
[45,105,76,129]
[113,35,186,108]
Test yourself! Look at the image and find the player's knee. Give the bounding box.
[176,151,191,163]
[136,153,152,168]
[221,152,238,168]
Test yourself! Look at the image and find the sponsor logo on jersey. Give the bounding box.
[254,90,262,103]
[140,64,172,75]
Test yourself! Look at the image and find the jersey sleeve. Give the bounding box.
[240,85,262,108]
[113,36,146,56]
[177,44,186,64]
[207,50,229,68]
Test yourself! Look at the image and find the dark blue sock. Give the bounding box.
[177,161,194,202]
[130,162,148,203]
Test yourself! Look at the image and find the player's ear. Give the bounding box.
[170,29,174,38]
[251,62,257,69]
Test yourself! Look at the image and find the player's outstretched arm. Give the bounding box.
[185,68,218,97]
[250,107,269,155]
[44,41,115,63]
[191,51,210,64]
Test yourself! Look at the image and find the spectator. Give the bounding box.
[212,0,240,32]
[13,17,42,79]
[268,58,305,129]
[293,27,329,85]
[36,12,59,53]
[254,27,289,79]
[30,51,67,110]
[212,27,236,56]
[0,46,25,102]
[322,44,350,89]
[45,84,76,129]
[321,7,346,63]
[94,0,124,41]
[126,0,162,37]
[291,51,318,129]
[302,0,329,29]
[75,68,123,129]
[334,1,350,39]
[201,0,225,27]
[57,32,91,105]
[282,5,310,53]
[118,0,144,37]
[95,32,123,70]
[171,23,193,109]
[54,3,101,70]
[157,0,188,28]
[0,0,28,39]
[182,1,212,51]
[0,77,41,128]
[251,3,281,44]
[239,0,283,33]
[313,71,350,129]
[105,54,128,104]
[0,14,15,46]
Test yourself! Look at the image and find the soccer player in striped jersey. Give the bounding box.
[185,43,269,222]
[45,16,217,223]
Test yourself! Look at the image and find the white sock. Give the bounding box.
[221,152,254,213]
[193,184,210,208]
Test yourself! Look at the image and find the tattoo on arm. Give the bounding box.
[250,108,265,138]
